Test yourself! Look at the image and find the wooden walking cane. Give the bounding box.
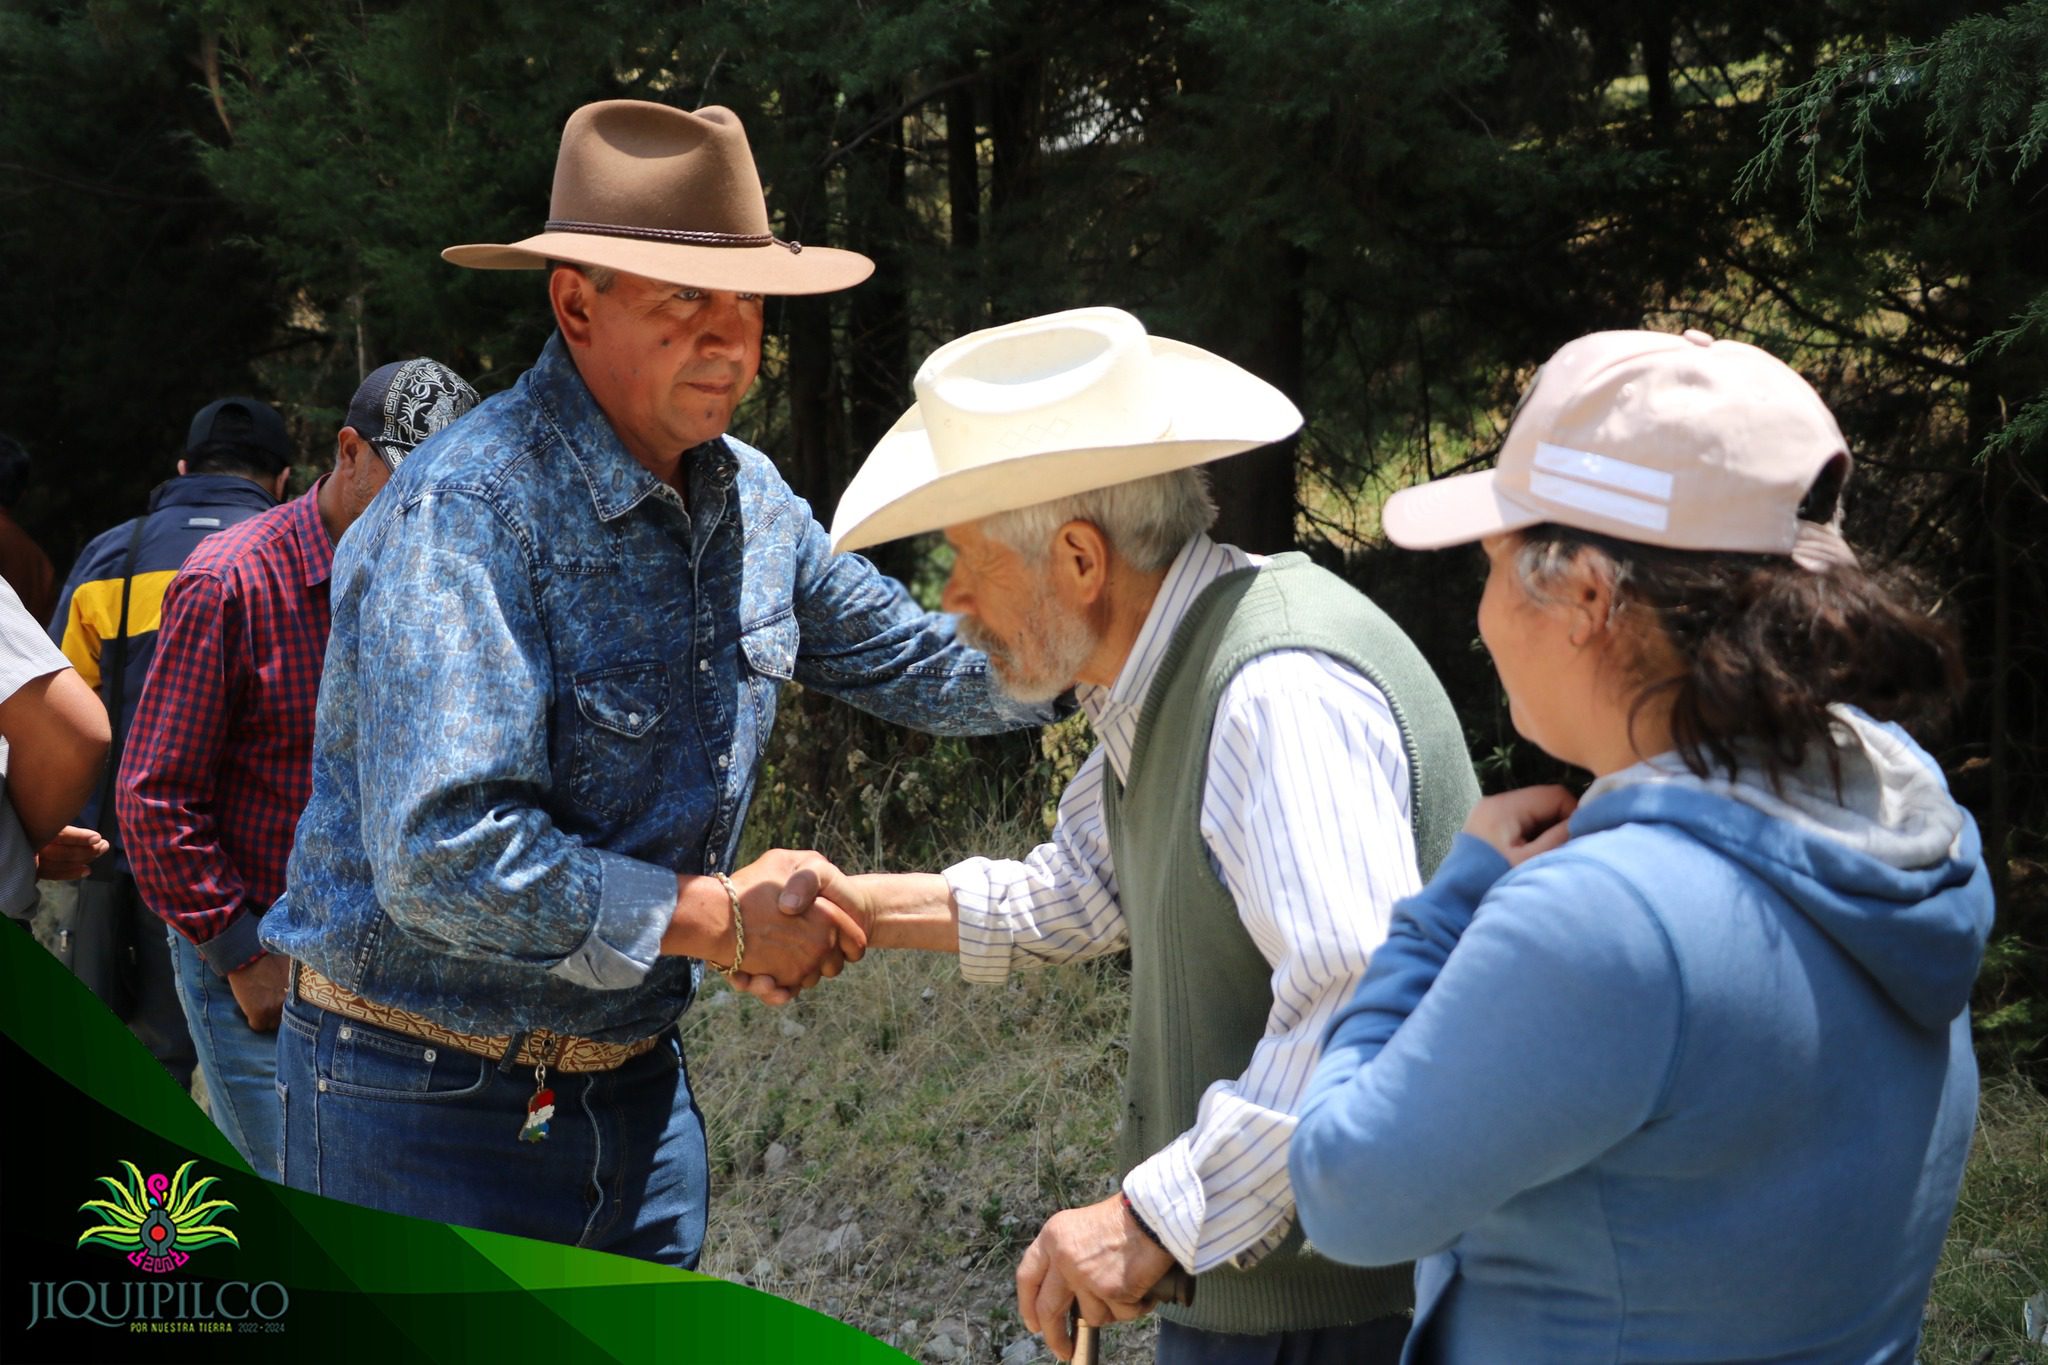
[1068,1264,1195,1365]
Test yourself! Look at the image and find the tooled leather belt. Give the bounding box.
[293,963,663,1073]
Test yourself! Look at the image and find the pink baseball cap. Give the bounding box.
[1382,329,1857,570]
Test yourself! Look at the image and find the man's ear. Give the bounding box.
[1050,520,1110,606]
[550,267,596,347]
[272,466,292,500]
[176,458,190,478]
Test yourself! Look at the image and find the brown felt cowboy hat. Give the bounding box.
[443,100,872,295]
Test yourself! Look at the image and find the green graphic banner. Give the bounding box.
[0,923,912,1363]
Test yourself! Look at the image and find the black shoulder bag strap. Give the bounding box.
[89,514,151,867]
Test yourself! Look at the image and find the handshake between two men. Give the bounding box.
[669,850,1191,1363]
[672,848,948,1008]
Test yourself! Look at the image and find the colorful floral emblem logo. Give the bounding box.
[77,1161,239,1274]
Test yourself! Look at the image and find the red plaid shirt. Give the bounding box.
[117,479,335,973]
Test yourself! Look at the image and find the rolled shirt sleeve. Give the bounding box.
[556,850,678,988]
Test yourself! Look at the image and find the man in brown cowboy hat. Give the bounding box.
[260,100,1051,1265]
[784,308,1481,1362]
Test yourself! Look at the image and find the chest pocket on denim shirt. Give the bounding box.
[567,660,670,823]
[739,614,798,732]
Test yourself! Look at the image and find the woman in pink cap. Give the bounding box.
[1288,329,1992,1363]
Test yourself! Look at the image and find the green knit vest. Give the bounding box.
[1102,552,1480,1335]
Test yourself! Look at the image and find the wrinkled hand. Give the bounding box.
[723,849,867,1005]
[1462,785,1578,866]
[227,952,291,1032]
[34,826,108,880]
[1017,1195,1175,1362]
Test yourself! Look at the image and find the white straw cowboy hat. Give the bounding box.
[444,100,872,295]
[829,307,1303,554]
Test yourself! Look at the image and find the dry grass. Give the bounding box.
[688,705,1163,1361]
[1923,1076,2048,1364]
[687,947,1153,1363]
[693,946,2048,1365]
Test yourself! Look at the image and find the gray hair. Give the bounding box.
[981,468,1218,573]
[545,259,617,293]
[1513,532,1633,628]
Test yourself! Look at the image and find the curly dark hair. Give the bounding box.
[1511,485,1963,784]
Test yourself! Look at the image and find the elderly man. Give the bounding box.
[118,359,479,1179]
[802,309,1480,1363]
[259,101,1045,1266]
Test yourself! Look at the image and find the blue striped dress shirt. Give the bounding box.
[947,533,1420,1274]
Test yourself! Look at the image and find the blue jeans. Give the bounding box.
[168,927,281,1179]
[276,992,707,1267]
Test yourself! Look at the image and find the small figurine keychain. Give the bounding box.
[519,1044,557,1144]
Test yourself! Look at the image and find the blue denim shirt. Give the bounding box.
[263,333,1039,1041]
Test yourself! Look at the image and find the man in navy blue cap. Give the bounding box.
[48,395,296,1086]
[119,360,477,1174]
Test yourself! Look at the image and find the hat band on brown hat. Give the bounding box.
[543,219,803,253]
[444,101,867,294]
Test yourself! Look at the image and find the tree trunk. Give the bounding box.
[1968,309,2013,913]
[844,89,915,578]
[1961,238,2015,912]
[845,95,909,457]
[945,70,983,332]
[783,295,839,511]
[1207,243,1307,554]
[989,53,1040,219]
[776,74,842,507]
[1640,0,1674,146]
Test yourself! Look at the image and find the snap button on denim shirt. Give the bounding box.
[263,333,1041,1042]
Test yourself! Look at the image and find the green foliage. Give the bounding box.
[0,0,283,558]
[1978,927,2048,1074]
[196,1,686,401]
[1977,293,2048,465]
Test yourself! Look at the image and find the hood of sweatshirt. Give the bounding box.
[1574,708,1993,1030]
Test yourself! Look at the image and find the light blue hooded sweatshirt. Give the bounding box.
[1290,712,1993,1363]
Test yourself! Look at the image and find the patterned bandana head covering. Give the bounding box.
[346,358,481,469]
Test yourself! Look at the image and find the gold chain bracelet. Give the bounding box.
[707,872,745,981]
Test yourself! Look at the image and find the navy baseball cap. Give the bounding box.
[186,397,292,470]
[346,358,480,469]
